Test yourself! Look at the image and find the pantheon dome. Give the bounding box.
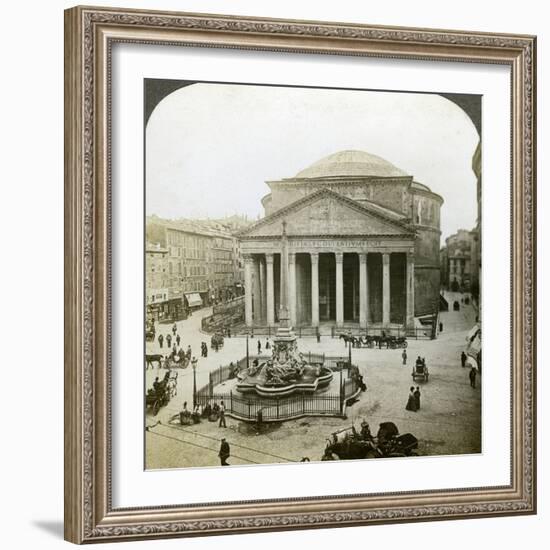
[295,150,409,179]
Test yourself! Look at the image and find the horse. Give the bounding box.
[145,354,163,369]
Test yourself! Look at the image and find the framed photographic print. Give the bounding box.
[64,5,537,544]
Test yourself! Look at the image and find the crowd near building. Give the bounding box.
[146,216,249,323]
[237,150,444,330]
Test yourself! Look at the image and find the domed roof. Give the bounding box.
[295,150,409,179]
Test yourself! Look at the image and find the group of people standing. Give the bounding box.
[256,338,271,354]
[406,386,422,412]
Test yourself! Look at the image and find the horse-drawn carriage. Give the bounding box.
[412,358,429,382]
[145,370,178,415]
[145,320,156,342]
[339,333,407,349]
[211,332,224,351]
[322,421,418,460]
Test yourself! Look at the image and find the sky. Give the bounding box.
[145,83,480,241]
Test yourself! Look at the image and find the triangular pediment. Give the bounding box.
[240,189,413,238]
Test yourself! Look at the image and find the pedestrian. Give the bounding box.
[439,321,443,332]
[256,408,263,432]
[158,334,164,349]
[469,367,477,388]
[227,327,231,338]
[203,343,208,358]
[186,345,192,359]
[176,334,181,347]
[257,340,262,354]
[166,334,172,348]
[414,386,421,410]
[461,351,467,368]
[402,349,407,366]
[218,400,227,428]
[218,438,230,466]
[405,386,418,412]
[172,322,177,336]
[265,338,270,350]
[316,330,321,344]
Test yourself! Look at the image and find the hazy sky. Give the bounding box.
[146,83,479,241]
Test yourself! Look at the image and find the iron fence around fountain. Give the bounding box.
[195,357,361,422]
[195,391,350,422]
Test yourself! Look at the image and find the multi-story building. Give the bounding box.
[145,242,186,322]
[146,217,244,321]
[441,229,476,291]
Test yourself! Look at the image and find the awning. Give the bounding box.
[185,293,203,308]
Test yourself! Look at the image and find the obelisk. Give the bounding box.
[276,220,294,340]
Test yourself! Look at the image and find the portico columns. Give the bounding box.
[289,252,297,327]
[382,252,391,326]
[265,253,275,326]
[259,257,266,322]
[244,255,253,327]
[335,252,344,327]
[252,257,262,324]
[311,252,319,327]
[359,253,368,329]
[406,251,415,328]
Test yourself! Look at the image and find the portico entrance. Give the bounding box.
[244,247,414,330]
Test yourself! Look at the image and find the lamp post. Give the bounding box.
[191,356,198,408]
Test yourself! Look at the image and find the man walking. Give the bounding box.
[176,334,181,348]
[166,333,172,349]
[461,351,467,368]
[218,438,230,466]
[158,333,164,349]
[257,339,262,354]
[219,400,227,428]
[469,367,477,388]
[402,349,407,366]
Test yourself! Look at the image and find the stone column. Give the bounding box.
[359,253,368,329]
[335,252,344,327]
[244,255,253,327]
[382,252,391,326]
[259,256,266,322]
[265,253,275,326]
[252,257,262,324]
[289,252,297,327]
[311,252,319,327]
[406,250,415,328]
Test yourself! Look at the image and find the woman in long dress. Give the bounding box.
[405,386,417,412]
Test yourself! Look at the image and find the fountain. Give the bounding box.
[237,221,334,398]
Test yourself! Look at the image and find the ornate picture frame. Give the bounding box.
[64,5,536,544]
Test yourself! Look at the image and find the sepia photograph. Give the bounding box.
[144,80,482,470]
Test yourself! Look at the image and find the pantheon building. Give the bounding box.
[238,150,443,330]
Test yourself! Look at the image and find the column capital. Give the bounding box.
[243,254,254,264]
[335,252,344,264]
[310,251,319,265]
[358,252,368,265]
[265,252,274,264]
[382,252,390,265]
[289,252,296,264]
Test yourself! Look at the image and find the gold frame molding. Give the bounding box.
[64,5,537,544]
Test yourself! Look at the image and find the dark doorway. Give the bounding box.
[390,253,406,324]
[319,253,335,321]
[343,253,359,322]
